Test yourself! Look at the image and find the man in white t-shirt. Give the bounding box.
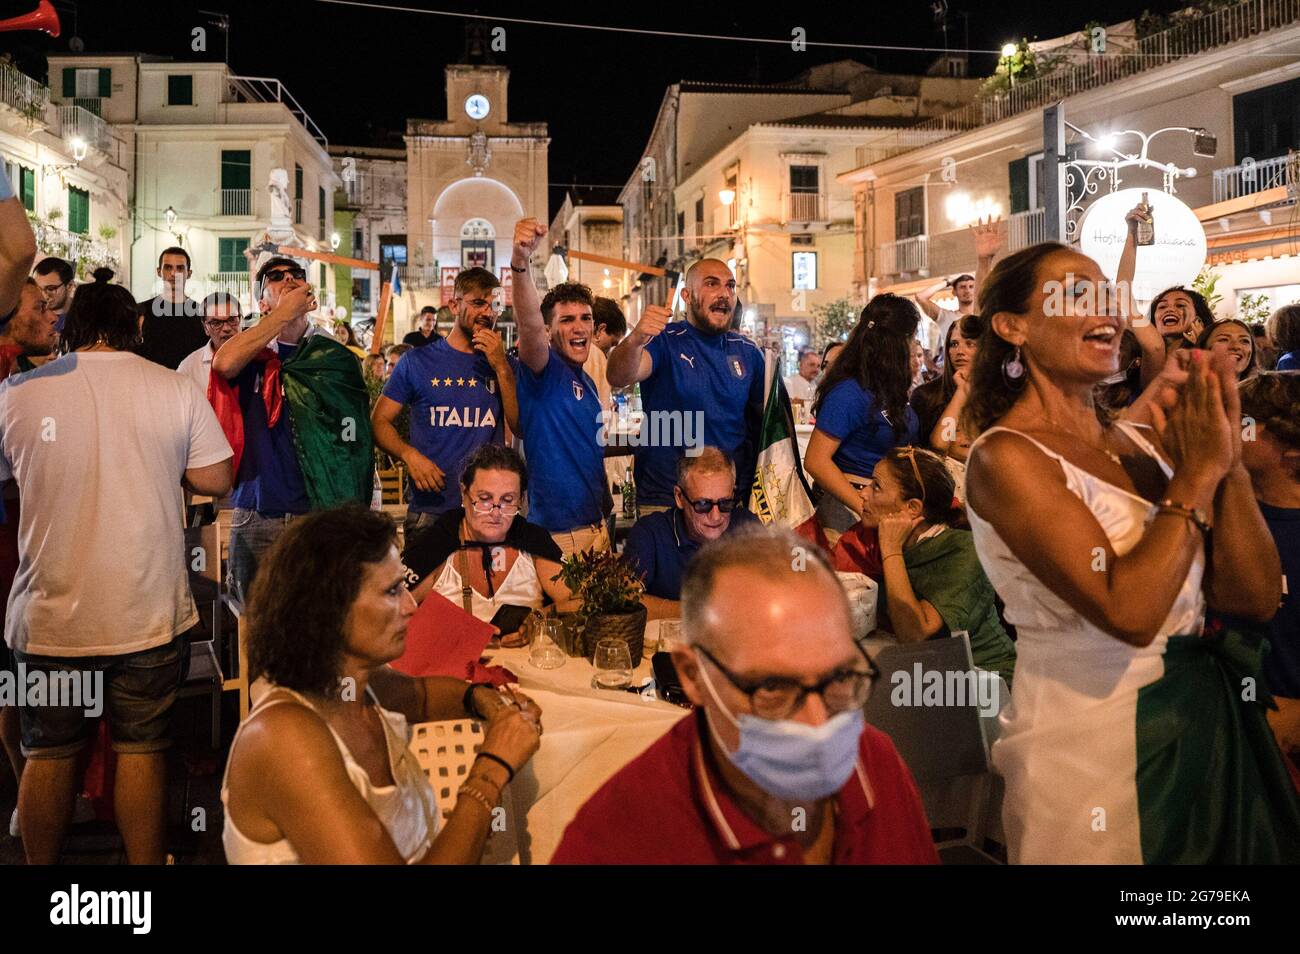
[177,291,242,396]
[0,276,232,864]
[783,347,821,403]
[913,217,1003,357]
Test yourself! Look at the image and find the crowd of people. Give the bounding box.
[0,174,1297,865]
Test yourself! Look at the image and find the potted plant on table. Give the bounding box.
[555,549,648,666]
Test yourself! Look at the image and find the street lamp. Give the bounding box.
[330,231,341,251]
[1001,42,1018,89]
[69,137,87,162]
[719,188,736,206]
[164,206,177,230]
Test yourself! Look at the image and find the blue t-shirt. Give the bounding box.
[231,341,310,516]
[1276,351,1299,371]
[382,338,503,514]
[623,505,760,601]
[1261,502,1300,699]
[815,379,919,479]
[636,322,765,507]
[511,350,605,533]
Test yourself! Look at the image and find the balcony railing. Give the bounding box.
[294,197,302,223]
[219,188,253,216]
[857,0,1300,166]
[70,96,102,118]
[397,265,439,290]
[878,235,929,276]
[226,75,328,149]
[1212,153,1297,202]
[0,64,48,123]
[785,192,828,224]
[712,203,738,235]
[206,271,253,303]
[59,104,113,155]
[32,222,118,271]
[1006,208,1049,252]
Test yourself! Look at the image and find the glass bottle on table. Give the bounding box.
[621,465,637,521]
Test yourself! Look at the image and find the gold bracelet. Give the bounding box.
[457,783,498,814]
[882,552,906,565]
[465,772,504,797]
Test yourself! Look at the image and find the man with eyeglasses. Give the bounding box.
[553,525,935,864]
[623,446,757,619]
[373,267,519,543]
[32,257,74,333]
[178,292,242,396]
[136,246,208,370]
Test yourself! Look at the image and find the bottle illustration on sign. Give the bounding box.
[1135,192,1155,247]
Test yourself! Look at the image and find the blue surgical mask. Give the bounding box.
[697,658,863,802]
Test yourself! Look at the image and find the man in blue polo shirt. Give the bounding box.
[509,218,610,557]
[624,446,758,618]
[211,256,316,603]
[607,258,765,511]
[372,267,518,542]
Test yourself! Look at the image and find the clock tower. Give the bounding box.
[444,64,510,135]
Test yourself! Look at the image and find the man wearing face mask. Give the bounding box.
[373,267,519,543]
[552,526,936,864]
[607,259,765,512]
[509,219,610,557]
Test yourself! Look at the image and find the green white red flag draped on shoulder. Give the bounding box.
[748,346,816,532]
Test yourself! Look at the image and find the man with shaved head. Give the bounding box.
[552,526,936,864]
[606,259,765,511]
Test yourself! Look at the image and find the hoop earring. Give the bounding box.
[1001,345,1026,388]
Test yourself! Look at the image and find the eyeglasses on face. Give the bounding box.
[678,491,736,515]
[203,316,240,329]
[469,498,519,517]
[263,267,306,283]
[37,282,67,296]
[696,643,879,721]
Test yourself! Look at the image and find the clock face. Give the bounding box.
[465,94,490,120]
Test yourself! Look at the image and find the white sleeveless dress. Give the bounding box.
[222,686,440,864]
[430,549,545,621]
[965,421,1205,864]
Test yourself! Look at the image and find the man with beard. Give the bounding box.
[372,267,519,542]
[607,259,765,512]
[510,219,610,556]
[31,257,75,334]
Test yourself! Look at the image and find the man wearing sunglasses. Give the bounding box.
[373,267,518,543]
[553,526,936,864]
[178,292,242,396]
[136,246,208,370]
[623,446,758,619]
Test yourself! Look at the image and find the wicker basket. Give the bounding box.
[583,604,648,667]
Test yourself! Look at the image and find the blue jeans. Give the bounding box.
[227,509,299,606]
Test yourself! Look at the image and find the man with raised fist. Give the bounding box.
[509,218,610,557]
[606,259,765,512]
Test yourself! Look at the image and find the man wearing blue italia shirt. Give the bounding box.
[606,259,765,510]
[372,267,519,542]
[508,218,611,557]
[623,446,758,619]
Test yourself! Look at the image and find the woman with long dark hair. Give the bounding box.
[909,313,982,462]
[804,293,919,534]
[961,240,1298,864]
[1148,285,1215,355]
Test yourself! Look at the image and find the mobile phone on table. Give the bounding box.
[489,604,533,637]
[652,652,693,708]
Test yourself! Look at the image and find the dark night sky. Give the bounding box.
[4,0,1182,213]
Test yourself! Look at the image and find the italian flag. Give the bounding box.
[749,348,816,530]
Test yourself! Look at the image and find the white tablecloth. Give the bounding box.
[476,621,690,864]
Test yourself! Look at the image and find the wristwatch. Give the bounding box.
[1155,500,1211,536]
[510,264,528,274]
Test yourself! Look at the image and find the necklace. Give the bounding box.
[1041,416,1123,466]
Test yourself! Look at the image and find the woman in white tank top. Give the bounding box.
[222,507,544,864]
[959,231,1299,864]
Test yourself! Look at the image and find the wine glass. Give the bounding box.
[591,637,633,690]
[529,618,567,670]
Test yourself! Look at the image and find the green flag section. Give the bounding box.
[749,348,815,529]
[282,334,375,510]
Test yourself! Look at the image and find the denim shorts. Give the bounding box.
[14,633,190,759]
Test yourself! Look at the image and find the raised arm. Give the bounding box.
[510,218,550,375]
[913,281,947,321]
[606,304,666,388]
[0,193,38,320]
[971,216,1002,289]
[212,282,313,379]
[1116,205,1166,387]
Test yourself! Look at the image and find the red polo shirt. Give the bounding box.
[551,710,938,865]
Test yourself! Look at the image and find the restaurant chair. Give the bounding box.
[863,633,1006,864]
[408,719,520,864]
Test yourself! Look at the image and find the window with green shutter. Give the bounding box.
[98,68,111,97]
[220,150,251,190]
[68,187,90,234]
[167,75,193,106]
[218,237,249,273]
[19,166,34,211]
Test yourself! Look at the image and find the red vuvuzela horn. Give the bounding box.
[0,0,62,37]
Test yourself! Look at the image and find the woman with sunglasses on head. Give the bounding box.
[805,294,920,540]
[857,446,1015,684]
[962,238,1299,864]
[402,444,578,644]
